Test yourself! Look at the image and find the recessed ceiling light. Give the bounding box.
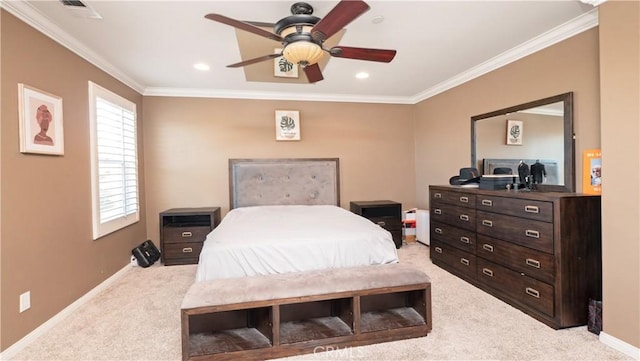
[193,63,210,71]
[372,15,384,24]
[356,72,370,79]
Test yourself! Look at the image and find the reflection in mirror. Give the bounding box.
[471,92,574,192]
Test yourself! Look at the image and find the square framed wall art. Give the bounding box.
[18,83,64,155]
[275,110,300,141]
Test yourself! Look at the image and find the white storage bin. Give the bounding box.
[416,210,430,245]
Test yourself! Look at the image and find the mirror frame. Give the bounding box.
[471,92,575,192]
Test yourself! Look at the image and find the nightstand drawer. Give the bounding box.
[369,217,402,231]
[163,226,210,244]
[164,242,204,260]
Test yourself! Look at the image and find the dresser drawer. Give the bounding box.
[476,211,553,253]
[431,220,476,253]
[431,203,476,231]
[431,189,476,208]
[477,258,554,317]
[431,240,476,280]
[476,195,553,222]
[477,234,555,284]
[163,242,204,263]
[163,226,210,244]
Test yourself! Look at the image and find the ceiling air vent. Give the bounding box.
[59,0,102,19]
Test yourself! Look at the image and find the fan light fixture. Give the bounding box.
[274,3,324,66]
[282,41,323,65]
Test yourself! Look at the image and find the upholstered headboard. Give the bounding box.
[229,158,340,209]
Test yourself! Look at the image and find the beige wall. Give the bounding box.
[142,97,416,244]
[0,11,146,349]
[413,28,601,210]
[599,1,640,349]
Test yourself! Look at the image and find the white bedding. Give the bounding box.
[195,205,399,281]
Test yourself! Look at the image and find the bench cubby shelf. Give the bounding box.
[181,264,432,361]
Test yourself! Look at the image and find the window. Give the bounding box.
[89,81,139,240]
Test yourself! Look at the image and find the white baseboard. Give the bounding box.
[0,264,132,360]
[600,331,640,360]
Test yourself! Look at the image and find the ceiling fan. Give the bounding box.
[205,0,397,83]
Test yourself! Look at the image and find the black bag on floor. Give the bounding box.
[588,298,603,335]
[132,240,161,268]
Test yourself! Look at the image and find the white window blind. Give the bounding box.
[89,82,139,239]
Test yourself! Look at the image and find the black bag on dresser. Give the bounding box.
[132,240,161,268]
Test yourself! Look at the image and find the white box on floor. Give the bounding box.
[416,209,430,245]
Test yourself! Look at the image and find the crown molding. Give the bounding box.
[410,8,599,104]
[143,87,415,104]
[1,0,145,94]
[580,0,608,7]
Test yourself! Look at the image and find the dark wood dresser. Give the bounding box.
[159,207,221,266]
[429,185,601,329]
[350,200,402,248]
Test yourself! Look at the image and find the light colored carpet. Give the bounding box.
[10,243,631,361]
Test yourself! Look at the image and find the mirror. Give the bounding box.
[471,92,574,192]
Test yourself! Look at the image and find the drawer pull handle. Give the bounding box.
[460,258,470,266]
[525,229,540,238]
[525,287,540,298]
[525,205,540,214]
[435,228,443,235]
[435,247,443,254]
[434,193,442,199]
[377,221,386,227]
[459,196,469,203]
[459,214,469,222]
[482,268,494,277]
[181,231,193,237]
[526,258,541,269]
[182,247,193,253]
[482,220,493,227]
[434,209,442,215]
[460,236,470,244]
[482,244,494,252]
[481,199,493,206]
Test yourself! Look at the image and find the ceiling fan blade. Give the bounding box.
[311,0,370,42]
[330,46,397,63]
[205,14,282,42]
[243,20,276,28]
[227,53,282,68]
[303,63,324,83]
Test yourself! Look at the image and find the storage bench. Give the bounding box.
[181,264,432,361]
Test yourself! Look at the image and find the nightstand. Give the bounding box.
[350,200,402,249]
[159,207,221,266]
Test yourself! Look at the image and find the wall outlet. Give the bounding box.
[20,291,31,313]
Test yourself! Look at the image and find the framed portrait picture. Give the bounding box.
[506,120,523,145]
[275,110,300,141]
[18,83,64,155]
[273,48,298,78]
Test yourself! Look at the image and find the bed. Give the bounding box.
[195,158,399,282]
